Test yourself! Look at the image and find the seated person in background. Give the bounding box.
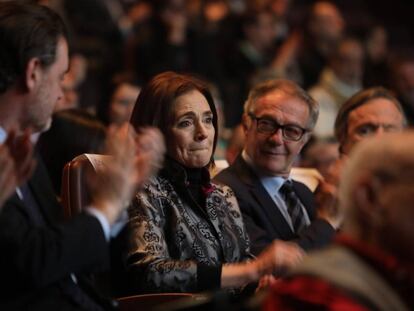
[214,79,338,256]
[107,79,141,126]
[389,52,414,126]
[127,72,304,294]
[310,87,407,250]
[37,108,106,197]
[299,136,339,179]
[308,37,364,139]
[264,131,414,310]
[326,86,407,186]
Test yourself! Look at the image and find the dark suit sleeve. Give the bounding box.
[294,219,335,251]
[293,182,336,251]
[0,203,109,290]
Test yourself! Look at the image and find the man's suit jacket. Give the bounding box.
[214,155,335,255]
[0,158,113,310]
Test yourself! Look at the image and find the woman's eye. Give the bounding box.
[177,120,192,128]
[204,116,213,124]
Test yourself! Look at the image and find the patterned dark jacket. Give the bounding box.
[127,160,251,293]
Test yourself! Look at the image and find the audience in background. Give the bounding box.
[297,1,345,89]
[362,24,389,88]
[108,80,141,126]
[389,52,414,126]
[225,9,277,126]
[264,132,414,310]
[299,136,339,179]
[309,37,364,139]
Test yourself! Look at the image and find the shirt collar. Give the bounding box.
[0,126,6,144]
[241,149,289,192]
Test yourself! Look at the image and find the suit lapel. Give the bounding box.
[233,156,294,237]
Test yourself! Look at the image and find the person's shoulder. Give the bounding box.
[210,182,241,211]
[214,158,243,182]
[139,174,173,195]
[211,181,233,195]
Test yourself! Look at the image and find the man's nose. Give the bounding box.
[268,127,284,145]
[374,126,386,136]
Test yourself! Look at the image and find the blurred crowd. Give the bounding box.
[1,1,414,310]
[37,0,414,135]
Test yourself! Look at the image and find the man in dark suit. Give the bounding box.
[214,79,338,255]
[0,2,164,309]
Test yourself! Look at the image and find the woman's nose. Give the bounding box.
[195,122,208,141]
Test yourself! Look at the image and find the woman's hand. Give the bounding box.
[252,240,305,278]
[221,240,304,288]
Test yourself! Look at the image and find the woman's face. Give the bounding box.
[168,90,215,168]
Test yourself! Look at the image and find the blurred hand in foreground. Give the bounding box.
[0,129,36,209]
[89,124,165,224]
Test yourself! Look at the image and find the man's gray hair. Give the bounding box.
[244,79,319,129]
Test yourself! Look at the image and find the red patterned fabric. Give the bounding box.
[263,275,370,311]
[263,234,413,310]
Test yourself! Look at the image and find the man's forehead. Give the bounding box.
[255,91,309,116]
[349,99,403,125]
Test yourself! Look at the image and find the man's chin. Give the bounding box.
[257,162,289,177]
[32,117,52,134]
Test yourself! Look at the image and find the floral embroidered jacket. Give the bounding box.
[127,160,251,293]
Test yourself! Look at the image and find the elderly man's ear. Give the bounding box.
[354,174,385,225]
[242,113,252,134]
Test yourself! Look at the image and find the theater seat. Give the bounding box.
[61,153,112,220]
[117,293,202,311]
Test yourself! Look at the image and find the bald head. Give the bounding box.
[340,131,414,262]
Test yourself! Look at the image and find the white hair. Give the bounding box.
[339,130,414,231]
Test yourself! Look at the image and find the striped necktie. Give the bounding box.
[280,180,306,234]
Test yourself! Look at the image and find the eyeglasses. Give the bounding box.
[248,113,308,141]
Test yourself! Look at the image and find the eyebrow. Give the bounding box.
[177,110,212,119]
[256,114,302,127]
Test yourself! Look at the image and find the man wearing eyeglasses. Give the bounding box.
[214,79,337,255]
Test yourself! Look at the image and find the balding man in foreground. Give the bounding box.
[264,131,414,310]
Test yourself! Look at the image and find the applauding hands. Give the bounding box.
[0,130,36,209]
[88,124,165,224]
